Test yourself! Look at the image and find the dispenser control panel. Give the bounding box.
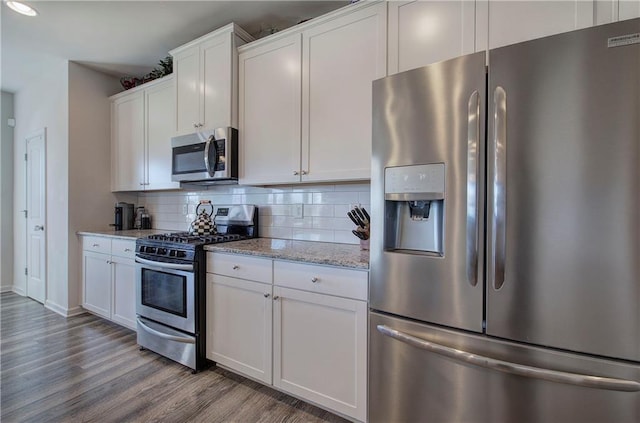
[385,164,445,194]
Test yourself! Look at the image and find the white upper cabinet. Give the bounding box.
[388,1,477,74]
[111,76,177,192]
[619,0,640,20]
[170,23,253,136]
[477,0,599,50]
[239,1,386,185]
[239,34,302,185]
[111,90,145,191]
[145,79,179,191]
[302,1,387,183]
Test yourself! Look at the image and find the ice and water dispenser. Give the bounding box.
[384,164,445,255]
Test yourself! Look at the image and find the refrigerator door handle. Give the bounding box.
[467,91,480,287]
[491,86,507,290]
[377,325,640,392]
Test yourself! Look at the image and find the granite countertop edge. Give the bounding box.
[204,238,370,270]
[77,229,165,240]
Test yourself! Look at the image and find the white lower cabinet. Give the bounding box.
[206,252,368,422]
[81,235,137,330]
[273,286,367,422]
[206,273,273,384]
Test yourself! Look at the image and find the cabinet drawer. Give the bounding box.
[82,236,111,255]
[274,261,368,300]
[207,252,273,284]
[112,239,136,259]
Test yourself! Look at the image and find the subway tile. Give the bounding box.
[358,190,371,204]
[334,230,360,245]
[313,217,355,231]
[303,204,334,217]
[312,191,359,205]
[261,226,293,240]
[292,228,334,242]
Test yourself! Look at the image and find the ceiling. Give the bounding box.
[1,0,349,93]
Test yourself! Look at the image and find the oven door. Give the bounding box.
[135,257,195,334]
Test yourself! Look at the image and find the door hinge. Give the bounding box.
[25,267,28,276]
[24,153,27,161]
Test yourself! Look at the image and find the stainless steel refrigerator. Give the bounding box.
[369,18,640,423]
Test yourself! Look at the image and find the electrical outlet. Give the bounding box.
[293,203,304,219]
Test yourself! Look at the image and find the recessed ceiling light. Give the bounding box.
[5,1,38,17]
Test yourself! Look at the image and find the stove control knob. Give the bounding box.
[147,247,156,254]
[176,251,187,258]
[169,250,177,257]
[157,248,167,255]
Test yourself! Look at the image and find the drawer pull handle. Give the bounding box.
[232,265,240,270]
[92,244,99,247]
[311,277,319,283]
[273,296,280,300]
[264,293,270,298]
[124,248,132,252]
[106,260,112,264]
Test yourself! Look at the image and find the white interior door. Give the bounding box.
[25,129,46,303]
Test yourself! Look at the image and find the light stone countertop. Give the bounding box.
[204,238,370,270]
[77,229,166,240]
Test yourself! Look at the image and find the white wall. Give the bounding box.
[67,62,122,312]
[140,182,371,244]
[13,58,68,300]
[1,91,15,292]
[13,59,121,315]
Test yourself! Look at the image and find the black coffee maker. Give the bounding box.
[112,202,135,231]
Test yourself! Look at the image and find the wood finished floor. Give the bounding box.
[0,293,349,423]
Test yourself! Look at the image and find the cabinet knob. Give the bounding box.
[311,277,319,283]
[106,260,112,264]
[301,170,308,175]
[293,170,300,176]
[193,123,198,128]
[264,293,270,298]
[124,248,132,252]
[92,243,99,247]
[273,296,280,300]
[232,265,239,270]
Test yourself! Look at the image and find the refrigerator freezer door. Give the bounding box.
[486,19,640,361]
[370,51,486,332]
[369,311,640,423]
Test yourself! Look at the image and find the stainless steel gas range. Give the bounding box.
[134,205,257,372]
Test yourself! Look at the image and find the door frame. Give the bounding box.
[24,128,47,303]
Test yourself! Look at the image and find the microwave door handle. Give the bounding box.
[204,135,213,177]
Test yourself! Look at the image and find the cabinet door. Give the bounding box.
[479,0,595,50]
[620,0,640,20]
[388,1,476,74]
[111,256,137,330]
[174,45,201,135]
[201,34,234,130]
[302,2,387,183]
[273,287,367,422]
[82,251,112,318]
[145,78,180,191]
[111,91,145,191]
[238,34,303,185]
[206,274,273,384]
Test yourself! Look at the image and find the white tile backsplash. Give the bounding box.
[137,183,371,245]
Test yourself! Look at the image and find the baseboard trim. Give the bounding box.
[12,287,26,296]
[44,300,87,318]
[1,284,14,293]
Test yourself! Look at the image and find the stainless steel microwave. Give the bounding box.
[171,127,238,184]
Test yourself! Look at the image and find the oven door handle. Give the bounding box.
[137,318,195,344]
[135,256,194,272]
